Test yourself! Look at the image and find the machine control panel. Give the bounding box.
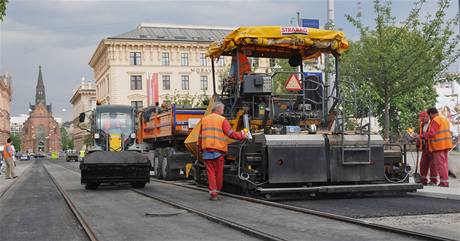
[243,74,272,94]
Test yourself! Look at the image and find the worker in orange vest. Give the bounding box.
[198,102,247,200]
[2,138,17,180]
[416,111,437,185]
[426,108,453,187]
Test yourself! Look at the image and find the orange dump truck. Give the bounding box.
[137,105,205,180]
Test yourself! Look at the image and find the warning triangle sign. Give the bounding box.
[285,73,302,91]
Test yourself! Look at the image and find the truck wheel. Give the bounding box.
[153,149,163,179]
[161,156,172,180]
[161,148,174,180]
[132,182,146,188]
[85,183,98,190]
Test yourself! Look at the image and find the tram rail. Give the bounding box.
[46,160,456,241]
[42,162,100,241]
[151,178,457,241]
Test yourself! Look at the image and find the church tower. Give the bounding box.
[35,65,46,105]
[22,65,60,153]
[29,65,52,113]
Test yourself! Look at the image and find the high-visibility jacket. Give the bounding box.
[3,143,13,159]
[200,113,228,153]
[428,115,453,152]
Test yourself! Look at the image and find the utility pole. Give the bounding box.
[326,0,335,109]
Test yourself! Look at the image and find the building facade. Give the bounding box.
[69,80,96,151]
[21,66,61,153]
[10,114,29,135]
[0,73,12,145]
[89,23,235,109]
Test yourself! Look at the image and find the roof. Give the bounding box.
[109,23,233,42]
[96,105,133,113]
[207,26,349,59]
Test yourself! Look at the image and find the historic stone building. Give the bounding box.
[0,73,12,145]
[21,66,61,153]
[69,80,96,151]
[89,23,272,109]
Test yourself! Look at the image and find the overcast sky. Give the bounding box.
[0,0,458,121]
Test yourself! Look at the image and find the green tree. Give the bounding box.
[0,0,8,21]
[10,133,21,152]
[60,127,74,150]
[341,0,460,140]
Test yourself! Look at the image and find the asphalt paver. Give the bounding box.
[0,161,90,241]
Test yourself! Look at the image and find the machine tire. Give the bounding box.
[147,151,155,171]
[131,182,146,188]
[85,183,98,190]
[161,147,174,180]
[153,149,163,179]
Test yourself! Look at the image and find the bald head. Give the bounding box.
[212,102,225,115]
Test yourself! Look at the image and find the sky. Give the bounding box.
[0,0,458,121]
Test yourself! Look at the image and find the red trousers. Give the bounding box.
[205,156,224,198]
[419,150,437,184]
[432,150,449,185]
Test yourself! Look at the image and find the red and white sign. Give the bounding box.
[281,27,308,35]
[146,73,159,106]
[285,73,302,91]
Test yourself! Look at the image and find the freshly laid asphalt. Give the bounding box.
[0,161,89,241]
[281,194,460,218]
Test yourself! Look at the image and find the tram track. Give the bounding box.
[42,162,100,241]
[0,161,33,200]
[46,160,283,241]
[150,178,458,241]
[48,160,456,241]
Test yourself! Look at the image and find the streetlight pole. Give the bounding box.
[446,93,459,152]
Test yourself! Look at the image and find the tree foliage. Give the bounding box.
[0,0,8,21]
[341,0,460,140]
[10,133,21,152]
[60,127,74,150]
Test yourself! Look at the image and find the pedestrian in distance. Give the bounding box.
[198,102,248,201]
[415,111,437,185]
[2,138,18,179]
[426,108,453,187]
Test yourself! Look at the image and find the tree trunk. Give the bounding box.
[383,93,390,141]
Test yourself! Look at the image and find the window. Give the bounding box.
[269,58,276,68]
[162,52,169,66]
[250,57,259,68]
[181,75,189,90]
[162,75,170,90]
[130,52,141,65]
[181,53,189,66]
[131,101,143,110]
[217,56,225,66]
[199,53,207,66]
[130,75,142,90]
[200,76,208,90]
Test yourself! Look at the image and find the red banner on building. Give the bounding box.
[146,73,159,106]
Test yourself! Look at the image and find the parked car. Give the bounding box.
[65,150,79,162]
[19,154,30,161]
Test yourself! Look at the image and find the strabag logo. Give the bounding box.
[281,27,308,35]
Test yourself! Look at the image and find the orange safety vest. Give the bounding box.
[428,115,453,152]
[200,113,228,153]
[3,143,13,159]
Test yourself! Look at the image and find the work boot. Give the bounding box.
[416,179,428,185]
[438,182,449,188]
